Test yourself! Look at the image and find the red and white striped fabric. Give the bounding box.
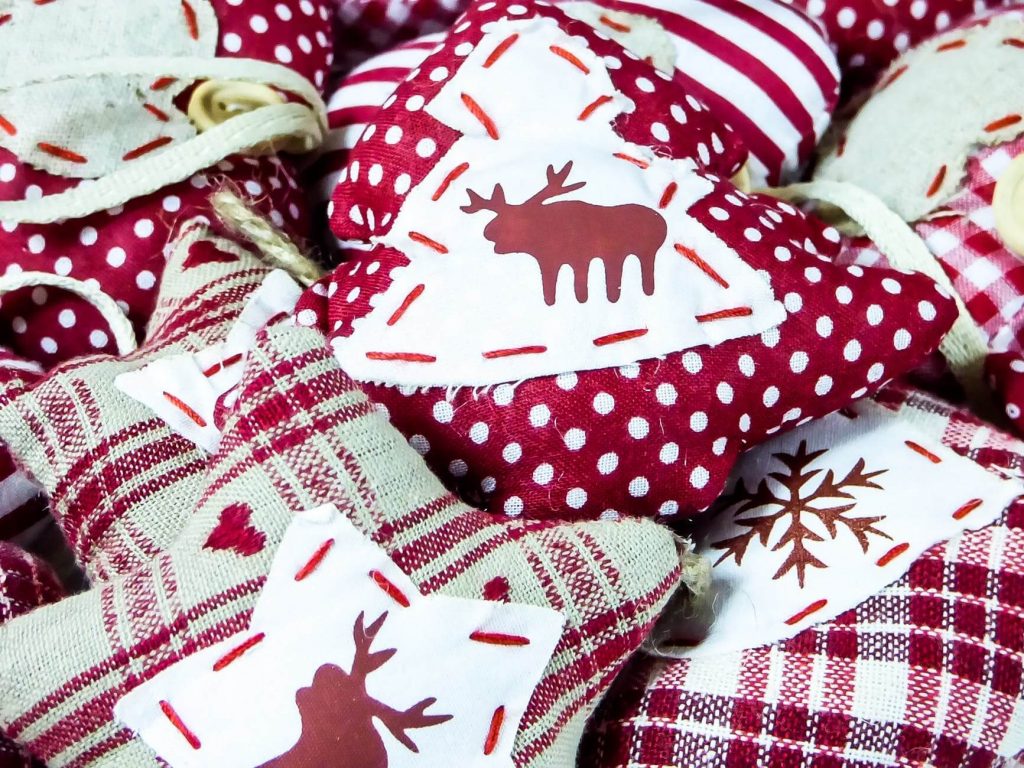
[314,0,840,244]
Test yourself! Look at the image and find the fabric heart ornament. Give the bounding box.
[0,322,682,767]
[813,9,1024,431]
[0,542,64,768]
[313,0,839,249]
[0,0,332,368]
[580,383,1024,768]
[298,0,957,522]
[0,220,299,581]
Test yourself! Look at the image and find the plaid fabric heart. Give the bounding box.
[296,0,957,523]
[0,223,281,581]
[0,322,681,767]
[580,383,1024,768]
[0,0,333,369]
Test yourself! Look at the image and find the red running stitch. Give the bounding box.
[213,633,266,671]
[124,136,173,161]
[985,114,1022,132]
[0,115,16,136]
[484,706,505,755]
[927,165,947,197]
[936,39,966,52]
[460,93,499,140]
[785,598,827,625]
[295,539,335,581]
[163,392,207,428]
[387,284,426,326]
[409,231,449,253]
[593,328,647,346]
[876,542,909,567]
[151,77,177,90]
[904,440,941,464]
[675,243,728,288]
[366,352,437,363]
[144,103,170,122]
[695,307,752,323]
[202,353,244,377]
[613,152,649,169]
[659,182,678,209]
[37,142,86,163]
[952,498,983,520]
[484,33,519,68]
[470,631,530,646]
[370,570,411,607]
[482,345,546,359]
[181,0,199,39]
[599,14,631,32]
[432,162,470,201]
[159,700,201,750]
[578,95,612,121]
[549,45,589,74]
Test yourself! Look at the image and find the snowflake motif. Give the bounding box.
[710,441,890,587]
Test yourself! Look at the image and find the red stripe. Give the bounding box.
[327,105,382,129]
[337,66,414,87]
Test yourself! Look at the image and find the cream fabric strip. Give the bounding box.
[0,272,137,354]
[0,57,327,225]
[763,179,992,410]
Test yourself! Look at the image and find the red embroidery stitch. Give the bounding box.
[613,152,649,169]
[432,162,470,201]
[695,307,753,322]
[460,93,499,140]
[483,706,505,755]
[123,136,173,161]
[387,285,426,326]
[213,633,266,671]
[549,45,589,74]
[370,570,411,607]
[904,440,941,463]
[674,243,728,288]
[163,392,207,427]
[927,165,947,197]
[294,539,335,581]
[482,345,547,359]
[784,598,827,625]
[985,114,1022,132]
[151,76,177,90]
[181,0,198,39]
[408,231,449,253]
[36,142,87,164]
[0,115,16,136]
[469,631,530,646]
[143,103,170,122]
[365,352,437,363]
[880,65,908,89]
[593,328,648,346]
[952,498,984,520]
[160,700,201,750]
[659,182,678,209]
[484,33,519,68]
[599,14,631,32]
[0,13,11,26]
[202,353,244,377]
[936,39,966,52]
[1005,37,1024,48]
[578,95,613,121]
[876,542,909,566]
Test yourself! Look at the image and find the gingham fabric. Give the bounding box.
[0,322,682,768]
[0,0,334,369]
[580,383,1024,768]
[0,223,277,581]
[0,542,65,768]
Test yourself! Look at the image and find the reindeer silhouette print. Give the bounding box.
[259,612,452,768]
[462,162,668,306]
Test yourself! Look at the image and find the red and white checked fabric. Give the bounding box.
[0,224,279,582]
[0,0,333,370]
[0,350,45,546]
[580,383,1024,768]
[789,0,1022,100]
[0,322,682,767]
[0,542,64,768]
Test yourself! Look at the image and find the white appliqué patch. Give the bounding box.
[332,16,784,387]
[115,270,302,453]
[115,504,564,767]
[657,399,1024,657]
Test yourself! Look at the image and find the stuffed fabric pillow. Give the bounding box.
[579,382,1024,768]
[0,0,333,368]
[296,0,956,523]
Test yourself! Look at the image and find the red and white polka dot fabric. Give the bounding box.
[0,0,333,369]
[790,0,1022,98]
[298,0,957,523]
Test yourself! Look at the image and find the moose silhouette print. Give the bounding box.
[462,162,668,306]
[259,612,452,768]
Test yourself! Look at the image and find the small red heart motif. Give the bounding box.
[183,241,239,270]
[205,503,266,556]
[483,576,511,602]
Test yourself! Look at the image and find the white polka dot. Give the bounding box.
[529,404,550,427]
[737,354,755,377]
[783,407,802,422]
[636,76,655,92]
[1012,360,1024,374]
[709,207,730,221]
[89,329,108,348]
[774,246,792,262]
[274,3,292,20]
[717,381,734,404]
[628,417,650,439]
[416,139,437,158]
[533,463,554,485]
[79,226,98,246]
[274,44,293,63]
[394,174,412,195]
[762,327,780,348]
[493,384,514,406]
[882,277,902,294]
[455,42,474,56]
[763,386,780,407]
[656,383,677,405]
[566,488,587,509]
[628,477,650,497]
[918,301,936,321]
[297,34,313,54]
[0,164,14,182]
[508,3,527,12]
[385,126,403,145]
[54,256,72,276]
[27,234,44,254]
[598,452,619,474]
[866,304,884,326]
[134,219,154,238]
[136,270,156,289]
[40,337,57,354]
[449,459,468,477]
[469,422,489,444]
[250,14,269,32]
[893,329,912,350]
[835,286,853,304]
[816,316,833,337]
[650,122,669,142]
[11,317,25,334]
[429,67,449,82]
[504,496,524,516]
[804,266,821,282]
[106,247,126,267]
[481,477,496,493]
[593,392,615,415]
[844,339,862,361]
[682,351,703,373]
[867,363,885,382]
[58,309,76,328]
[837,7,857,27]
[784,292,803,313]
[815,375,833,395]
[744,228,762,242]
[659,500,679,516]
[406,95,425,112]
[790,351,809,373]
[223,31,243,51]
[297,309,317,326]
[432,400,454,423]
[367,164,384,187]
[556,372,577,390]
[690,466,710,489]
[618,363,640,379]
[910,0,926,18]
[690,411,708,432]
[603,54,622,70]
[564,428,586,451]
[670,104,687,124]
